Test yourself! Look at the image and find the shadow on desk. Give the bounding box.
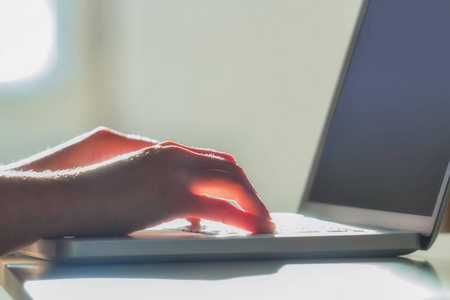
[1,255,445,300]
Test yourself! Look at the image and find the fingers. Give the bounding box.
[140,144,271,230]
[186,217,201,226]
[158,145,258,195]
[158,141,237,164]
[189,169,271,219]
[148,145,267,219]
[185,195,275,234]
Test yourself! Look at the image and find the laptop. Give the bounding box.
[18,0,450,263]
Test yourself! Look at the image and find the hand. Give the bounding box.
[65,144,274,237]
[8,126,260,227]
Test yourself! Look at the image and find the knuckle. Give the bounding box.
[92,126,113,136]
[231,163,244,175]
[160,145,185,158]
[159,141,177,146]
[89,127,116,141]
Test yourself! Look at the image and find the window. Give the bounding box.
[0,0,56,82]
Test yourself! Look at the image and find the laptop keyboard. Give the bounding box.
[144,213,377,237]
[172,213,373,236]
[175,224,367,236]
[174,224,366,235]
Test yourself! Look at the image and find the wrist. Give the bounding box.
[0,173,73,255]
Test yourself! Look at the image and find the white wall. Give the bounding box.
[0,0,362,212]
[0,1,102,162]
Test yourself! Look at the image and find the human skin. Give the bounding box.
[0,127,274,256]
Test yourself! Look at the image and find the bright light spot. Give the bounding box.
[0,0,56,82]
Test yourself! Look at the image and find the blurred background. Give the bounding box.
[0,0,362,212]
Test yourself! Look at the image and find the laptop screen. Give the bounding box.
[306,0,450,217]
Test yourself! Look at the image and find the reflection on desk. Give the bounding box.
[2,233,450,300]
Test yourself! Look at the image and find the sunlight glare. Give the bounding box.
[0,0,56,82]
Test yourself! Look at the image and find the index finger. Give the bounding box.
[189,169,271,219]
[185,194,275,234]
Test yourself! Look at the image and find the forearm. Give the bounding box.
[0,170,114,256]
[0,172,63,255]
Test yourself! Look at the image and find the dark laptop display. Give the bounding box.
[306,0,450,217]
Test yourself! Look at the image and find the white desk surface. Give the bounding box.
[1,233,450,300]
